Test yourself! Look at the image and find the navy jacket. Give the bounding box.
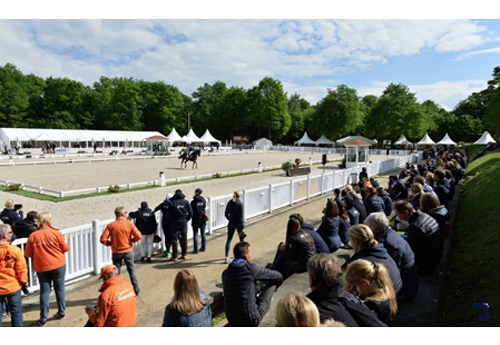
[222,260,282,326]
[0,208,23,226]
[129,208,157,235]
[169,192,193,224]
[224,199,244,227]
[301,222,329,254]
[363,195,386,216]
[190,195,207,227]
[154,199,172,230]
[316,216,342,253]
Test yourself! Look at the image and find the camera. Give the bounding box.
[14,204,22,211]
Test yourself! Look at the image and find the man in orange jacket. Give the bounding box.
[100,206,142,295]
[84,264,137,327]
[0,224,28,327]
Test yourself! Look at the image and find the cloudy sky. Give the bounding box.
[2,2,499,111]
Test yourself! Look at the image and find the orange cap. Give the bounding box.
[98,264,118,280]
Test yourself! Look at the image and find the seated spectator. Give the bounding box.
[222,242,283,327]
[376,187,393,217]
[338,202,352,249]
[271,215,316,279]
[388,175,407,200]
[394,200,443,276]
[346,224,402,295]
[12,211,39,239]
[444,169,456,199]
[363,187,386,216]
[410,183,424,211]
[370,177,380,188]
[316,199,342,253]
[275,292,320,327]
[433,169,450,208]
[364,212,419,302]
[345,259,398,326]
[343,195,360,227]
[420,193,450,235]
[306,253,386,327]
[162,269,211,327]
[413,175,436,196]
[1,199,23,226]
[289,213,329,254]
[344,186,367,223]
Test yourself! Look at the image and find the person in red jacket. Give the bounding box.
[25,212,69,326]
[84,264,137,327]
[100,206,142,295]
[0,224,28,327]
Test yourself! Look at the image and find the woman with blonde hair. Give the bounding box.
[276,292,320,327]
[345,259,398,326]
[162,269,211,327]
[224,190,246,263]
[346,224,402,295]
[25,212,69,326]
[410,182,424,210]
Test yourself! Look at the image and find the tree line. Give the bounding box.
[1,62,499,145]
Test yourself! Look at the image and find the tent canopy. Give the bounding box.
[165,128,183,143]
[337,136,376,146]
[394,135,412,146]
[473,131,496,145]
[294,132,316,146]
[315,134,335,146]
[253,137,272,149]
[200,129,221,145]
[416,133,436,146]
[437,133,457,146]
[182,128,202,144]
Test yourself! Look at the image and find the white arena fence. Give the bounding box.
[11,152,420,293]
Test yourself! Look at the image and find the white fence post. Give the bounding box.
[92,219,102,275]
[289,180,294,206]
[207,196,212,235]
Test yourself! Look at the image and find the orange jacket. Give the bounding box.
[100,217,142,253]
[25,224,69,272]
[86,274,137,327]
[0,243,28,295]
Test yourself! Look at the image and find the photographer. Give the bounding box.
[1,200,24,227]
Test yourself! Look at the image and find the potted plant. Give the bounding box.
[282,158,311,177]
[108,185,121,193]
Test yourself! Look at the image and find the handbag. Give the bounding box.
[203,212,210,221]
[153,234,162,243]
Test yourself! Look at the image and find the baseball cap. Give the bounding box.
[140,201,148,209]
[195,188,203,194]
[98,264,118,280]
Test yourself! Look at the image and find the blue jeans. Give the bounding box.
[192,223,207,252]
[112,251,139,294]
[37,265,66,324]
[0,289,23,327]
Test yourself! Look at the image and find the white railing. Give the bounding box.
[12,153,421,292]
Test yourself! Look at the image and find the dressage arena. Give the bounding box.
[0,150,345,229]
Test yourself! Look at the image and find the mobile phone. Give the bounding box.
[14,204,22,211]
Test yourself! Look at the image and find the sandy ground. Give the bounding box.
[0,150,344,228]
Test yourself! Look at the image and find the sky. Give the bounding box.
[2,2,500,111]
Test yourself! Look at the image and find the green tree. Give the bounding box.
[0,63,29,127]
[190,81,228,135]
[484,66,500,136]
[310,85,363,140]
[248,77,291,141]
[281,93,310,144]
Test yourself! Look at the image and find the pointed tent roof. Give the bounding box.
[437,133,457,146]
[200,129,221,144]
[182,128,202,143]
[294,132,316,145]
[394,135,412,145]
[253,137,273,149]
[416,133,436,146]
[336,136,376,146]
[315,134,335,146]
[165,128,183,143]
[473,131,496,145]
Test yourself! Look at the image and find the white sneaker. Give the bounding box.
[225,257,231,264]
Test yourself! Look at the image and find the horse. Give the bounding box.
[178,149,201,169]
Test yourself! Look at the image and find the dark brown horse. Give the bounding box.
[178,149,201,169]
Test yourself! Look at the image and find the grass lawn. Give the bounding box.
[437,147,500,326]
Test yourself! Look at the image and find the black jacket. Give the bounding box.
[434,179,450,208]
[307,278,387,327]
[169,192,193,224]
[154,200,172,230]
[0,208,23,226]
[12,218,38,239]
[301,223,329,254]
[129,208,157,235]
[190,195,207,227]
[224,199,244,227]
[222,260,283,326]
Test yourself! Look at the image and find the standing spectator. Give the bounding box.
[364,212,419,302]
[0,224,28,327]
[84,264,137,327]
[222,241,283,327]
[224,190,246,263]
[12,210,39,239]
[154,193,174,259]
[345,259,398,326]
[359,167,368,182]
[162,269,211,327]
[190,188,207,253]
[305,253,386,326]
[276,293,320,327]
[1,199,23,226]
[100,206,142,295]
[168,189,193,262]
[394,200,443,276]
[129,201,158,263]
[25,212,69,326]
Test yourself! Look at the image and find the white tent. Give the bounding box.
[416,133,436,146]
[315,135,335,146]
[199,129,221,145]
[253,137,272,149]
[182,129,202,144]
[336,136,377,146]
[473,131,496,145]
[165,128,183,144]
[294,132,316,146]
[437,133,457,146]
[394,135,412,146]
